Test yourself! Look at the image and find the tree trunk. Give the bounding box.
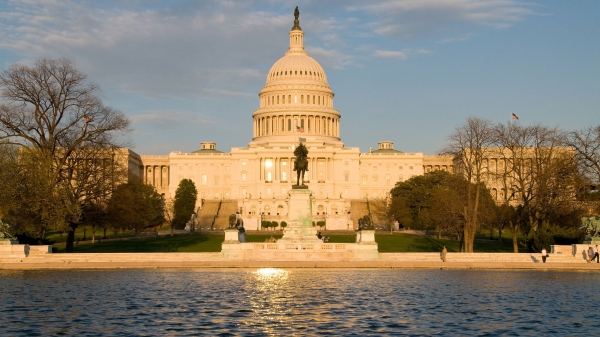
[510,221,519,253]
[498,228,503,243]
[66,222,78,253]
[103,227,107,239]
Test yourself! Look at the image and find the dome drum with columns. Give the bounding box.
[139,10,452,231]
[253,16,340,144]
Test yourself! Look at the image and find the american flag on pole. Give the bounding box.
[511,113,519,120]
[83,116,93,123]
[296,125,304,132]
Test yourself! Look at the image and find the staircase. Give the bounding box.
[196,201,220,230]
[350,200,369,230]
[213,200,239,229]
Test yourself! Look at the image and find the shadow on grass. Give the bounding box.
[52,232,518,254]
[54,233,224,253]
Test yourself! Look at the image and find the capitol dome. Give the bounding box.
[252,13,340,144]
[265,53,328,86]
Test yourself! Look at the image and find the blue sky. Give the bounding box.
[0,0,598,155]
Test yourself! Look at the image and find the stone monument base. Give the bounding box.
[0,244,52,258]
[221,188,379,261]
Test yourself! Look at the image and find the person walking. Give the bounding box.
[587,246,594,263]
[441,246,447,262]
[541,248,548,263]
[594,245,599,263]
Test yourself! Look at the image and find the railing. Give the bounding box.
[250,243,348,251]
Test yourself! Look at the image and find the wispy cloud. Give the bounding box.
[349,0,537,40]
[374,50,407,59]
[131,110,214,130]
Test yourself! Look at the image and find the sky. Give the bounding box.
[0,0,598,155]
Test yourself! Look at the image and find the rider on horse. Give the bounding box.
[294,142,309,185]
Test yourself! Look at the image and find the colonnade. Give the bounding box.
[144,165,169,188]
[257,156,334,183]
[261,93,332,108]
[254,114,340,138]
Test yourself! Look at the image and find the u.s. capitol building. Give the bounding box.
[139,15,452,230]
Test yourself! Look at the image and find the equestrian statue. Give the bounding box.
[294,142,309,186]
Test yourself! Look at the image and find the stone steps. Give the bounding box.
[196,201,220,229]
[213,201,238,229]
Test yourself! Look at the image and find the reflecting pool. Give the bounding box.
[1,269,597,336]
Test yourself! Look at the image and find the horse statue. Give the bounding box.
[580,216,600,239]
[358,215,374,230]
[0,220,15,240]
[293,142,309,186]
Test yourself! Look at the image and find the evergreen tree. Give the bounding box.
[173,179,198,229]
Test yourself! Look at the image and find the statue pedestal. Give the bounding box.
[223,228,240,244]
[279,188,320,243]
[583,237,600,245]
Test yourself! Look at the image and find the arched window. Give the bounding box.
[202,174,207,185]
[385,174,390,185]
[317,205,324,215]
[267,172,272,182]
[301,95,304,103]
[277,205,284,215]
[282,171,287,181]
[241,171,247,182]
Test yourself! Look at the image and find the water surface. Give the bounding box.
[0,269,596,336]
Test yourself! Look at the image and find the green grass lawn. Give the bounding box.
[51,231,515,253]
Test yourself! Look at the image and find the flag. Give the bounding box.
[83,116,92,123]
[511,113,519,120]
[296,125,304,132]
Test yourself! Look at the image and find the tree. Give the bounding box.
[390,170,455,230]
[444,117,495,252]
[492,123,582,252]
[173,179,198,229]
[369,198,393,232]
[388,197,412,231]
[0,58,130,250]
[565,125,600,185]
[106,184,164,233]
[161,196,176,236]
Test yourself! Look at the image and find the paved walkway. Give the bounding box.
[1,252,599,270]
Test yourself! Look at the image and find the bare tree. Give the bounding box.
[0,58,130,247]
[564,125,600,185]
[369,198,394,233]
[492,123,580,251]
[443,117,495,252]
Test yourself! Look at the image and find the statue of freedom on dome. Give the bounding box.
[294,6,299,20]
[293,142,309,186]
